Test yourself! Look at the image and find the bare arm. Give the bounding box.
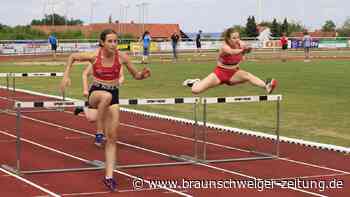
[82,63,92,97]
[60,51,96,93]
[120,52,150,80]
[118,66,125,85]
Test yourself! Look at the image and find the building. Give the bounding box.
[32,22,182,40]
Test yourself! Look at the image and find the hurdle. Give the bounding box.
[0,72,64,92]
[0,72,65,112]
[2,94,282,175]
[197,94,282,163]
[2,97,200,175]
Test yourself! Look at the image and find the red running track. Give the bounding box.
[0,88,349,197]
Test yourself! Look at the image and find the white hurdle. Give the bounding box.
[4,94,282,175]
[200,94,282,163]
[0,72,64,92]
[5,97,200,175]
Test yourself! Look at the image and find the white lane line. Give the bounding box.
[0,167,61,197]
[194,162,330,197]
[3,114,332,196]
[272,172,349,181]
[0,129,192,197]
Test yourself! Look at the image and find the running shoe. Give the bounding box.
[265,78,277,94]
[103,177,117,191]
[74,106,84,115]
[182,79,200,87]
[95,132,105,147]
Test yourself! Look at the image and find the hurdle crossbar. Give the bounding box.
[199,94,282,163]
[0,72,63,92]
[8,97,200,175]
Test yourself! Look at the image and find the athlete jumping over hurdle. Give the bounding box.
[183,28,277,94]
[73,63,124,147]
[60,29,151,191]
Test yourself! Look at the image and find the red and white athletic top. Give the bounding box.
[93,49,121,81]
[218,44,243,65]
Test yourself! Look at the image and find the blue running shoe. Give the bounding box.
[95,133,105,147]
[103,177,117,191]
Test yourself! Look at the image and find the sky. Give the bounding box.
[0,0,349,33]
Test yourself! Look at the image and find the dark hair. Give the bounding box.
[222,27,238,45]
[99,29,117,47]
[142,31,150,40]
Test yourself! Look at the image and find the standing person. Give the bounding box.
[195,30,202,56]
[280,32,288,62]
[60,29,151,191]
[302,31,312,62]
[183,28,277,95]
[171,31,180,61]
[48,33,58,60]
[140,31,151,64]
[74,63,124,147]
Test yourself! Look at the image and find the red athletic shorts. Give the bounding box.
[213,66,240,85]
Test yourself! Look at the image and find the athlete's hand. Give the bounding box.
[242,47,252,54]
[83,89,89,97]
[60,76,71,93]
[141,67,151,79]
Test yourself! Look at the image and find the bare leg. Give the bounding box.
[104,104,119,178]
[88,91,112,133]
[229,70,266,89]
[191,73,221,94]
[84,108,98,122]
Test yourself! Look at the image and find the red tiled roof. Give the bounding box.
[32,23,181,39]
[290,31,337,37]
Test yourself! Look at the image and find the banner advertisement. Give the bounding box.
[290,39,319,48]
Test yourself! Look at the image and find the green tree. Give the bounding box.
[31,14,83,26]
[337,17,350,36]
[281,18,289,35]
[288,20,304,34]
[246,16,258,37]
[322,20,336,32]
[271,18,280,37]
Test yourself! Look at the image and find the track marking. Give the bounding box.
[64,136,91,140]
[0,167,60,197]
[0,129,192,197]
[35,188,163,197]
[1,115,334,196]
[193,162,330,197]
[272,172,349,181]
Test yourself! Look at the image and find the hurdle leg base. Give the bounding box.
[1,164,21,175]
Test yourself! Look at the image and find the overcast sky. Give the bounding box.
[0,0,348,33]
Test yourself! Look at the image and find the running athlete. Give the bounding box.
[183,28,277,94]
[60,29,151,191]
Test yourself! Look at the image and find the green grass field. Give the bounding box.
[1,58,349,147]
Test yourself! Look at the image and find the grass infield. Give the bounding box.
[0,57,349,147]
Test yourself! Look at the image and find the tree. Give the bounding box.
[281,18,289,35]
[322,20,336,32]
[288,20,304,34]
[246,16,258,37]
[271,18,280,37]
[337,17,350,36]
[31,14,83,26]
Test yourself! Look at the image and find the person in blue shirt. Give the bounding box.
[140,31,151,64]
[48,33,58,60]
[302,31,312,62]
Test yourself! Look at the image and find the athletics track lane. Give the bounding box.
[0,88,349,196]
